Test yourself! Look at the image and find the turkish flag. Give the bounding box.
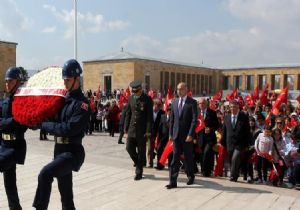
[226,88,238,102]
[260,83,269,105]
[245,95,255,106]
[212,90,223,101]
[159,138,173,166]
[251,86,260,101]
[272,86,288,115]
[195,113,206,133]
[209,101,216,110]
[238,96,245,108]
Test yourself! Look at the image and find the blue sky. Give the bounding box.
[1,0,300,70]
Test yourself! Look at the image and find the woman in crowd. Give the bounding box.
[271,128,286,186]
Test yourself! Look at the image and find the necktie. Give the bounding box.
[232,115,236,128]
[201,110,206,119]
[179,98,183,116]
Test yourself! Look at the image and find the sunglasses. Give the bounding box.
[276,122,282,124]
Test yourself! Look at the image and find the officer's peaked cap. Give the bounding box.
[130,80,142,90]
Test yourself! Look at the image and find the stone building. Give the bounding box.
[83,51,218,95]
[83,51,300,96]
[221,66,300,91]
[0,40,18,92]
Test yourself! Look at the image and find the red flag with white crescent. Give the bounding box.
[195,113,206,133]
[245,95,255,107]
[209,101,216,110]
[226,88,238,102]
[272,86,288,115]
[212,90,223,101]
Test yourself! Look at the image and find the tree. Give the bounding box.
[18,66,29,81]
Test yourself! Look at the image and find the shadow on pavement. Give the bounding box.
[143,174,272,194]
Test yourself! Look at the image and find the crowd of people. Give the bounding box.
[1,62,299,209]
[84,82,300,190]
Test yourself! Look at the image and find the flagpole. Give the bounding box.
[74,0,78,60]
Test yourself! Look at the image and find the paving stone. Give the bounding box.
[1,130,300,210]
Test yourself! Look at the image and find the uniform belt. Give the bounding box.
[55,137,70,144]
[2,134,16,141]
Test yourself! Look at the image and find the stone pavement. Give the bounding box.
[1,130,300,210]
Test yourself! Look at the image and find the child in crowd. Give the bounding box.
[254,125,274,184]
[285,128,300,189]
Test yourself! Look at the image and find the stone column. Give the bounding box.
[254,74,258,90]
[295,74,300,90]
[242,74,247,91]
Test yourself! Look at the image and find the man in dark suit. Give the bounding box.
[166,82,198,189]
[222,100,250,182]
[148,99,165,167]
[125,80,153,180]
[197,98,219,177]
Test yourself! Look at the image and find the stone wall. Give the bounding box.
[221,67,300,91]
[83,60,135,92]
[0,41,17,92]
[83,56,300,96]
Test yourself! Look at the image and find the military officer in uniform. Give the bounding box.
[33,59,90,210]
[0,67,27,210]
[125,80,153,180]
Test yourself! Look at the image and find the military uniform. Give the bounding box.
[33,59,90,210]
[33,88,90,210]
[125,81,153,180]
[0,67,27,210]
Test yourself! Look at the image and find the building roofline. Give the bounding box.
[217,63,300,70]
[83,51,212,69]
[0,40,18,45]
[84,57,213,69]
[83,51,300,71]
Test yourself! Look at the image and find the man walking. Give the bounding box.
[166,82,198,189]
[33,59,90,210]
[197,98,219,177]
[222,100,250,182]
[0,67,27,210]
[125,80,153,180]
